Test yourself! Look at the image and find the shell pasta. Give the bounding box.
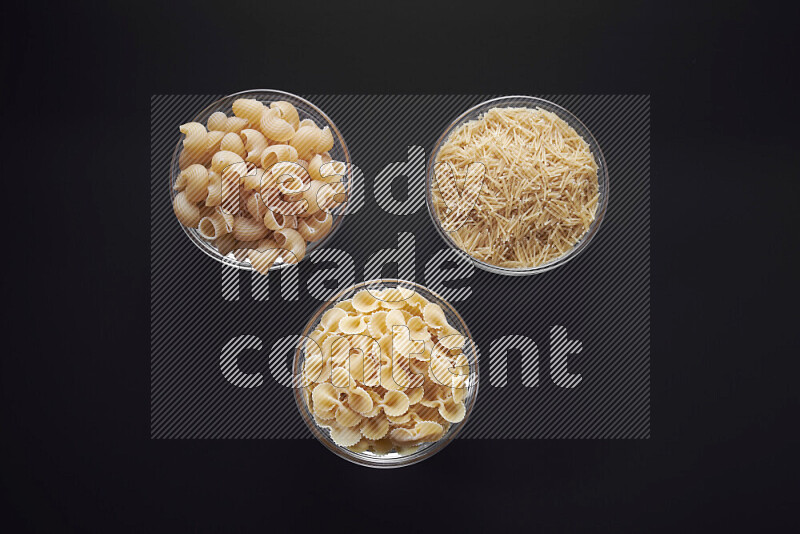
[172,96,347,272]
[300,286,473,455]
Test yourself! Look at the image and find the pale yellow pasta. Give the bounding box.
[329,426,362,447]
[174,98,345,274]
[205,130,225,153]
[360,414,390,440]
[205,171,222,206]
[197,211,228,240]
[211,150,246,177]
[259,107,294,142]
[216,206,234,232]
[308,153,330,181]
[289,125,321,160]
[179,164,209,203]
[173,191,201,228]
[320,307,348,331]
[241,167,266,190]
[179,122,207,153]
[297,211,332,242]
[263,210,297,231]
[223,116,249,134]
[207,112,228,131]
[274,227,306,263]
[270,101,300,130]
[219,132,246,158]
[300,179,326,216]
[272,161,309,195]
[240,129,269,163]
[422,302,447,329]
[300,285,471,454]
[260,144,299,169]
[231,98,265,126]
[316,126,334,153]
[248,245,288,275]
[352,290,380,313]
[245,193,269,220]
[315,181,346,213]
[214,233,237,256]
[232,216,269,242]
[316,160,347,184]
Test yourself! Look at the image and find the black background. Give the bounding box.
[2,0,798,531]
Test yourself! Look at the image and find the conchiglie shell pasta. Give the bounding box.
[423,302,448,329]
[335,405,362,428]
[352,290,380,313]
[348,387,375,416]
[437,397,466,423]
[298,283,473,454]
[312,383,339,415]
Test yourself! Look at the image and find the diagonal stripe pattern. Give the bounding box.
[151,95,650,439]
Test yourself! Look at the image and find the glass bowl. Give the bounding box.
[425,95,610,276]
[168,89,352,271]
[293,279,480,468]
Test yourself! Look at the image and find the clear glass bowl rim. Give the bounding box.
[168,89,353,271]
[292,278,480,468]
[425,95,610,276]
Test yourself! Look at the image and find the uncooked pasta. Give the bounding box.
[301,287,472,454]
[432,107,599,268]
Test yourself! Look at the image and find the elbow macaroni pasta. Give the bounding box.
[301,287,471,454]
[172,96,348,272]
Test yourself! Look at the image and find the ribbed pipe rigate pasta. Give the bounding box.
[231,98,265,126]
[274,228,306,263]
[240,129,268,163]
[220,132,246,158]
[173,96,347,273]
[269,101,300,129]
[222,116,248,134]
[173,191,201,228]
[260,107,294,142]
[197,211,228,240]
